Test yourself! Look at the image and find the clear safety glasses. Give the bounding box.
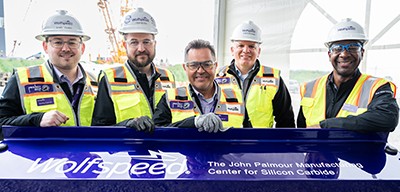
[125,39,155,48]
[186,60,216,71]
[48,39,82,49]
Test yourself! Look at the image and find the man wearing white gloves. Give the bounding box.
[153,39,245,133]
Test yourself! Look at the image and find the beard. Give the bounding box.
[128,50,156,68]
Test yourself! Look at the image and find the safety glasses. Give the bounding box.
[329,43,363,54]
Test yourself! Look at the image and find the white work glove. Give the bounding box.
[194,113,223,133]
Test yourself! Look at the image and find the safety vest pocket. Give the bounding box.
[113,94,142,122]
[300,97,314,108]
[114,94,141,111]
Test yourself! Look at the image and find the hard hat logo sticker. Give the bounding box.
[337,26,356,32]
[242,28,256,35]
[54,20,73,26]
[125,16,150,24]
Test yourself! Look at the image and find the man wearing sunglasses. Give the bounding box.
[0,10,97,127]
[297,18,398,132]
[153,39,244,132]
[91,8,175,132]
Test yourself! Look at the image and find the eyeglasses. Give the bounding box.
[186,60,216,71]
[126,39,155,48]
[48,39,82,49]
[329,43,363,54]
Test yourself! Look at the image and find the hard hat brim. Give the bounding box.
[35,33,91,42]
[231,38,262,44]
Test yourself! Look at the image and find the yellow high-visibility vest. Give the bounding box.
[101,63,175,123]
[16,64,96,126]
[300,73,396,127]
[216,65,280,127]
[166,86,245,128]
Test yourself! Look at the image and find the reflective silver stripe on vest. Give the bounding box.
[304,79,318,98]
[216,88,241,112]
[251,66,279,87]
[157,68,168,79]
[176,87,187,98]
[222,88,235,100]
[28,66,42,79]
[113,66,126,79]
[358,77,377,108]
[262,66,273,75]
[109,66,139,93]
[154,68,169,90]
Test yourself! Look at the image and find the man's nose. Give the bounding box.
[137,42,146,52]
[196,65,206,73]
[61,42,71,51]
[339,49,351,56]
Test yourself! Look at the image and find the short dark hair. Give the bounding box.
[184,39,216,62]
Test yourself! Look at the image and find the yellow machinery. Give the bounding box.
[97,0,131,64]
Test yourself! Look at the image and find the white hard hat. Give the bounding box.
[119,7,158,35]
[325,18,368,47]
[35,10,90,41]
[230,20,262,44]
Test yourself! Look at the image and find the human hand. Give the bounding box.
[194,113,223,133]
[40,110,69,127]
[126,116,155,132]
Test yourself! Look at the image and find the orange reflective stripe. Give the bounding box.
[368,78,381,103]
[354,76,369,106]
[311,78,320,98]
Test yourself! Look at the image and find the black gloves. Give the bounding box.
[126,116,155,132]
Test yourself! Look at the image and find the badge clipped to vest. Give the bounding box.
[169,100,194,110]
[261,78,275,86]
[216,114,229,121]
[215,77,231,85]
[25,84,53,94]
[36,97,55,106]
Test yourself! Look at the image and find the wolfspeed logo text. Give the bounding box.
[27,150,187,178]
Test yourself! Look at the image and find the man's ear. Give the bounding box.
[182,63,187,71]
[42,41,49,54]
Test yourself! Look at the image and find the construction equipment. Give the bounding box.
[97,0,130,64]
[7,40,20,57]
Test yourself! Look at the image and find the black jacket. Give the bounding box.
[297,69,399,132]
[223,60,295,128]
[0,61,87,127]
[91,61,161,126]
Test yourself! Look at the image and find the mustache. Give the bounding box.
[59,51,74,56]
[135,51,149,56]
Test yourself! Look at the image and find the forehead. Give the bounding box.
[125,33,154,40]
[187,48,213,60]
